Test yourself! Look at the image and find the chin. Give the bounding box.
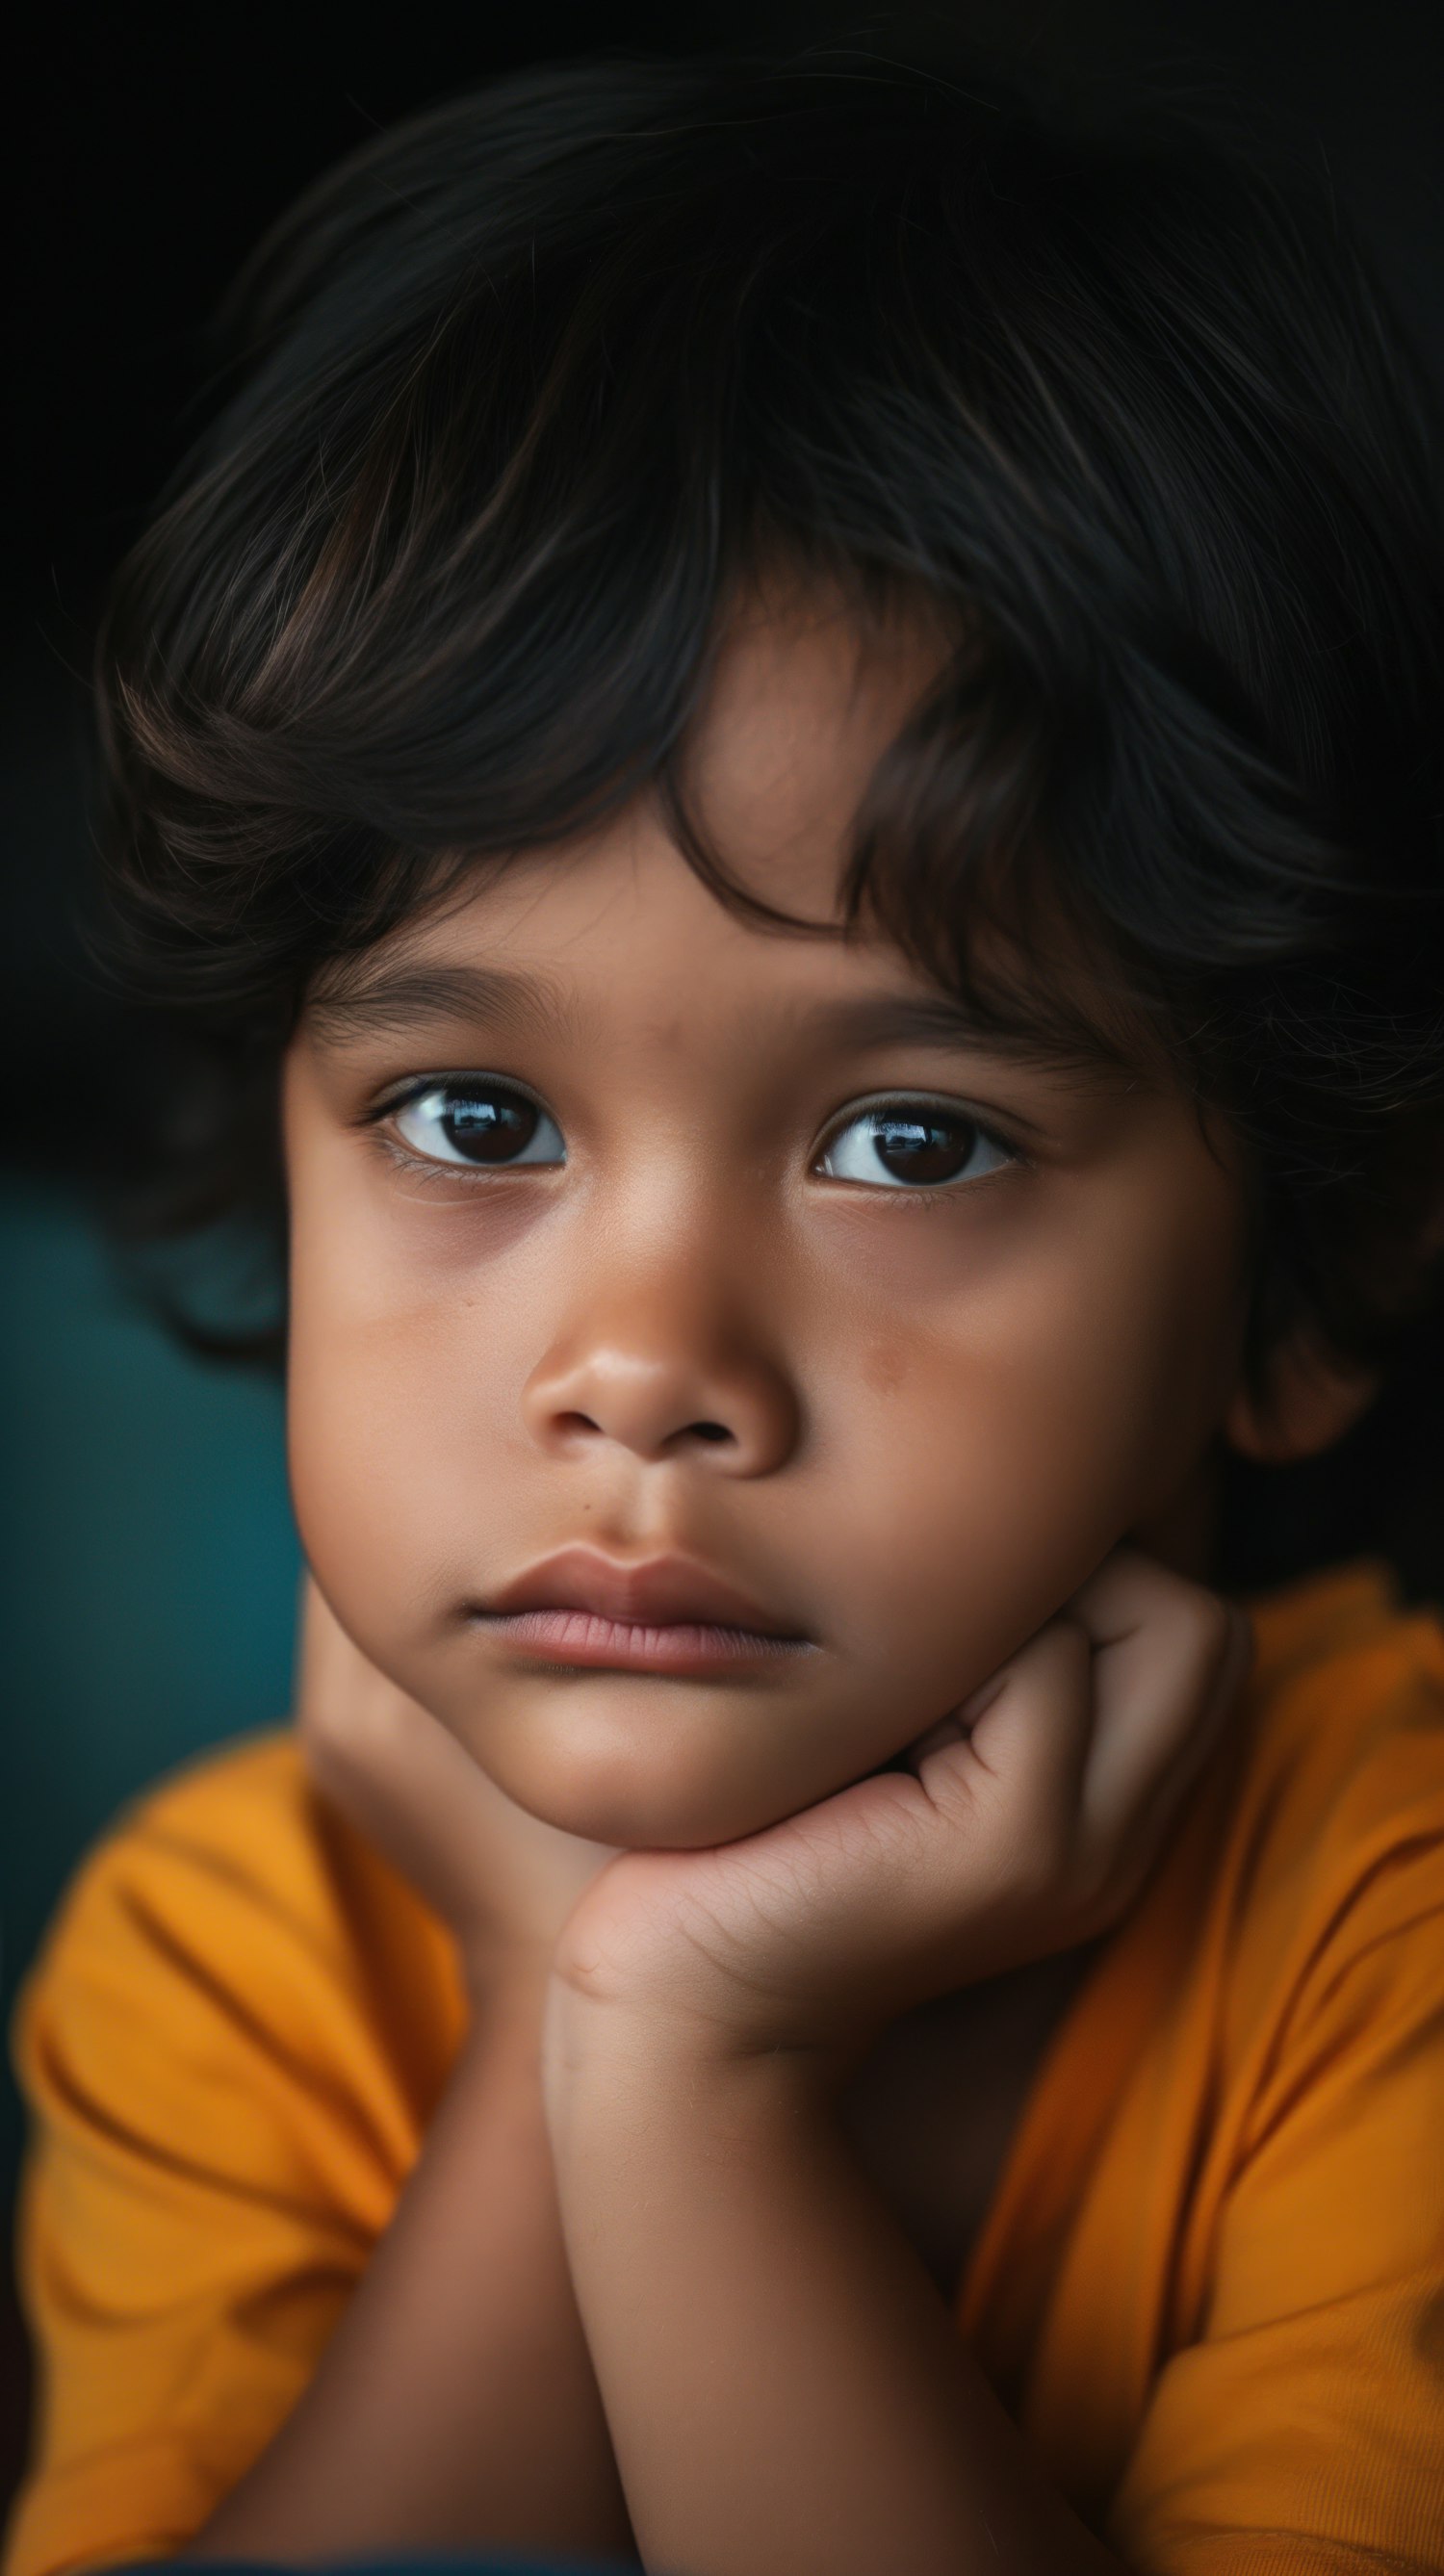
[475,1707,811,1851]
[515,1763,783,1851]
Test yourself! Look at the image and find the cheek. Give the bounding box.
[283,1147,507,1665]
[822,1198,1241,1690]
[288,1308,463,1626]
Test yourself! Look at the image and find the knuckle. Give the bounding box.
[1171,1584,1235,1676]
[1009,1814,1070,1904]
[1040,1612,1092,1667]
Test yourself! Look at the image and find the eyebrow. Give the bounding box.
[304,961,583,1049]
[796,990,1131,1080]
[304,955,1136,1089]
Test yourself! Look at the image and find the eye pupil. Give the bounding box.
[873,1115,971,1184]
[443,1091,537,1162]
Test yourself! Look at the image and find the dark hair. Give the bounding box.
[93,48,1444,1484]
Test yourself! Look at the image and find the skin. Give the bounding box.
[285,587,1275,1857]
[239,583,1380,2575]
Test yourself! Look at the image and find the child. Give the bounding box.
[7,47,1444,2576]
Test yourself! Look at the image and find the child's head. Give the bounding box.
[96,52,1444,1842]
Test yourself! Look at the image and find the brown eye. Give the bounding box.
[818,1103,1015,1191]
[392,1081,565,1169]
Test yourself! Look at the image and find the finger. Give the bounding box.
[915,1615,1096,1858]
[1120,1594,1252,1863]
[1062,1546,1249,1854]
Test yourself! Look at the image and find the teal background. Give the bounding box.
[1,1175,300,2480]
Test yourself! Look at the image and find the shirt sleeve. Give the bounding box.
[3,1765,427,2576]
[1104,1819,1444,2576]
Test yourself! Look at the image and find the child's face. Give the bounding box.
[283,593,1251,1847]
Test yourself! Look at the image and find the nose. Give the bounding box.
[519,1261,800,1477]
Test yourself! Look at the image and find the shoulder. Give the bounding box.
[1235,1555,1444,1850]
[1240,1551,1444,1708]
[28,1728,373,1993]
[1214,1558,1444,2042]
[1098,1572,1444,2575]
[87,1722,340,1874]
[13,1730,467,2157]
[5,1745,465,2576]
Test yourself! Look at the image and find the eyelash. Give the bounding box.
[820,1101,1027,1204]
[376,1140,497,1191]
[363,1077,1030,1202]
[364,1078,563,1193]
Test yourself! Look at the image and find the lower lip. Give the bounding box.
[480,1609,811,1674]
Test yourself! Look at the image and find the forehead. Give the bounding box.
[309,587,937,1007]
[303,583,1152,1091]
[678,581,950,918]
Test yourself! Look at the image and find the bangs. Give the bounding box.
[91,49,1444,1391]
[103,96,1259,1083]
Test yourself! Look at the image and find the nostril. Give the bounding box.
[547,1407,737,1450]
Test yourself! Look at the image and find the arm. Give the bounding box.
[183,1582,632,2563]
[190,1971,634,2563]
[549,2020,1121,2576]
[2,1741,632,2576]
[542,1547,1249,2576]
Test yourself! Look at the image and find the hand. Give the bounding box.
[546,1544,1251,2073]
[294,1574,617,1997]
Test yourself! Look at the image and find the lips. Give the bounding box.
[482,1546,806,1638]
[474,1549,812,1677]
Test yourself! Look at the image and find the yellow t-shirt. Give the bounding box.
[5,1558,1444,2576]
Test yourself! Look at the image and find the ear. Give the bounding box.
[1224,1328,1380,1466]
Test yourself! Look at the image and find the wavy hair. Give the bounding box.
[90,48,1444,1559]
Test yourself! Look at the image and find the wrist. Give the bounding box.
[542,1974,826,2150]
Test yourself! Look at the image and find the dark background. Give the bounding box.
[4,0,1442,2527]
